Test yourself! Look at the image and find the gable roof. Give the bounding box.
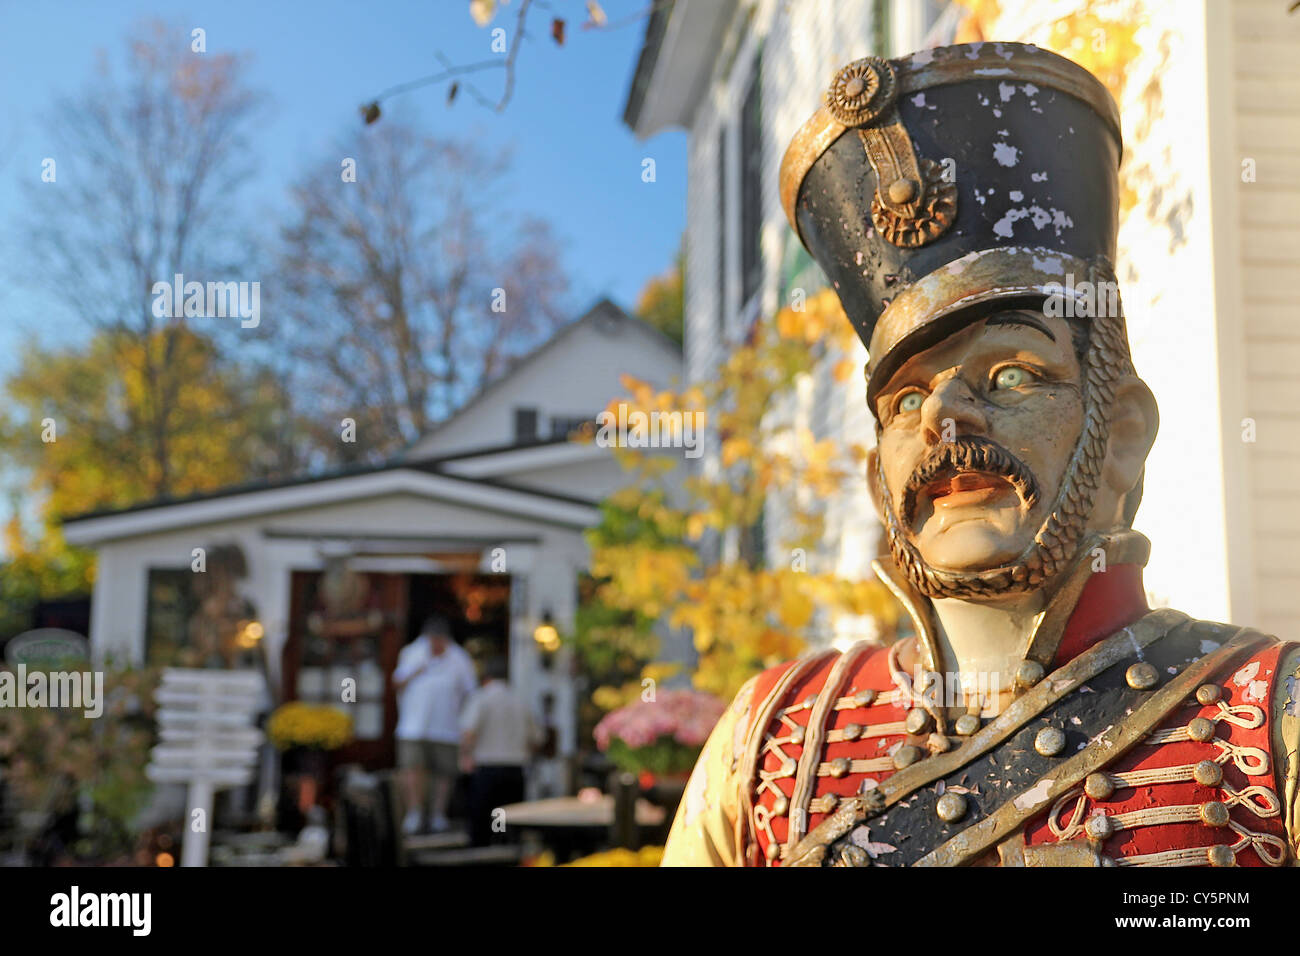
[61,454,601,546]
[400,296,680,460]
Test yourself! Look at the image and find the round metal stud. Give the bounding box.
[927,732,952,754]
[955,714,981,737]
[936,792,967,823]
[839,844,870,867]
[853,688,877,708]
[1126,662,1159,690]
[905,708,934,735]
[1035,726,1067,757]
[1085,813,1115,840]
[844,75,867,99]
[829,757,851,778]
[1014,660,1045,691]
[1200,801,1230,827]
[1193,760,1224,787]
[1187,717,1215,742]
[789,726,805,745]
[892,745,923,769]
[765,842,780,861]
[1196,683,1223,706]
[887,178,917,204]
[841,723,863,741]
[1207,845,1235,867]
[822,793,839,812]
[1084,772,1115,801]
[771,795,789,817]
[802,695,818,709]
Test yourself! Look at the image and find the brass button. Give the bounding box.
[887,178,917,204]
[771,795,789,816]
[1085,814,1115,840]
[829,757,851,778]
[905,708,934,735]
[1035,726,1067,757]
[1193,760,1223,787]
[1084,772,1115,800]
[1207,845,1235,867]
[841,723,863,741]
[1196,683,1222,705]
[1200,801,1230,827]
[1014,660,1045,691]
[954,714,981,736]
[839,844,870,867]
[893,745,923,769]
[853,688,877,707]
[936,792,967,823]
[927,732,952,754]
[822,793,839,811]
[1187,717,1215,742]
[1126,662,1159,690]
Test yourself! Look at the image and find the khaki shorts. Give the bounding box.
[397,740,459,777]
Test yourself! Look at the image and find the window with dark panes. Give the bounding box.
[740,53,764,307]
[145,568,198,665]
[716,123,728,330]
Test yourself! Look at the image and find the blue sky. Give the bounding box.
[0,0,686,543]
[0,0,685,365]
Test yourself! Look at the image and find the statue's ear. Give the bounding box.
[865,445,886,521]
[1103,374,1158,503]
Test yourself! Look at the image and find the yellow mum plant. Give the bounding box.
[267,701,354,751]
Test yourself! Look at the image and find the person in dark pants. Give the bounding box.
[459,657,539,847]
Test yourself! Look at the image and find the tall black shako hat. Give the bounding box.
[780,42,1123,415]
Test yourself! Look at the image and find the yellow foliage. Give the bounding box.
[592,289,899,702]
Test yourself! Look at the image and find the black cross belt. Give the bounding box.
[786,611,1264,867]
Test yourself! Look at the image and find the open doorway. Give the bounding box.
[283,569,511,770]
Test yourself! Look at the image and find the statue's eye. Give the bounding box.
[992,366,1032,390]
[896,391,925,413]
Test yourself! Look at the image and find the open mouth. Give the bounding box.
[921,469,1017,509]
[899,436,1042,528]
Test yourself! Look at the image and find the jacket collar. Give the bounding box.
[872,530,1152,674]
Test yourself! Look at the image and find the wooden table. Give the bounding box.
[499,795,666,861]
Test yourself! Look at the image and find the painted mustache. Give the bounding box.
[901,436,1041,526]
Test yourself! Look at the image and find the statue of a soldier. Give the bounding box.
[662,42,1300,868]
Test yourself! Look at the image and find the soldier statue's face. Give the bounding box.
[872,310,1085,576]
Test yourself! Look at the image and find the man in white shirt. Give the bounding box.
[459,657,540,846]
[392,615,477,834]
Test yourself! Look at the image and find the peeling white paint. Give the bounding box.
[1234,661,1261,686]
[1014,779,1053,810]
[993,142,1020,167]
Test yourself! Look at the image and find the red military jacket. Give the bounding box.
[662,544,1300,867]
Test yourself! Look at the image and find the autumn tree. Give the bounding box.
[275,120,569,462]
[634,241,684,347]
[18,21,276,499]
[582,291,899,703]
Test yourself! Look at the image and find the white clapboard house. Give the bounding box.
[63,299,683,774]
